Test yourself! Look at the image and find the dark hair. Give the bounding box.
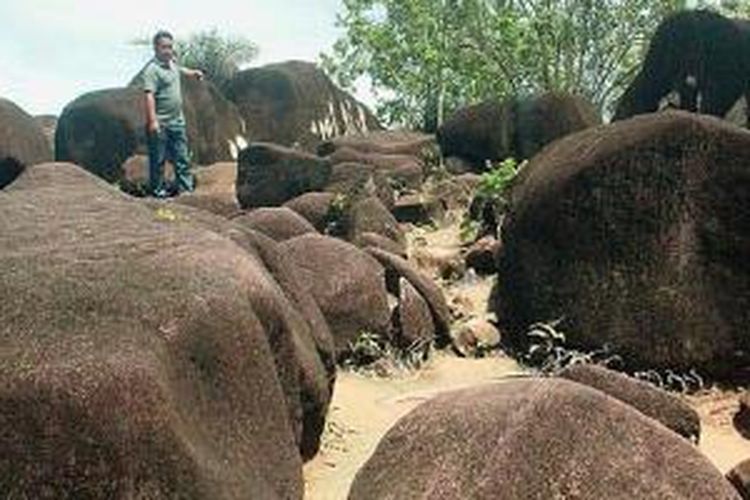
[152,30,174,46]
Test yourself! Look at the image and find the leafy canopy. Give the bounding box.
[322,0,690,128]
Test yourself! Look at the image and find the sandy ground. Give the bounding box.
[303,211,750,499]
[303,352,525,500]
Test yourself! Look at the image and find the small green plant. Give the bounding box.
[633,368,704,394]
[518,320,705,394]
[521,319,623,375]
[463,157,522,241]
[421,143,448,180]
[324,193,350,237]
[340,330,431,376]
[477,157,520,202]
[459,218,480,244]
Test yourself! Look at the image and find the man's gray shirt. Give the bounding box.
[140,58,185,127]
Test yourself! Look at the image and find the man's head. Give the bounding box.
[152,30,174,63]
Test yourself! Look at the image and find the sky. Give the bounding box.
[0,0,352,116]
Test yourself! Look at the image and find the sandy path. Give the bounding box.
[692,389,750,473]
[303,353,524,499]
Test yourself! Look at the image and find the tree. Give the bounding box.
[322,0,684,128]
[175,29,258,90]
[131,29,258,90]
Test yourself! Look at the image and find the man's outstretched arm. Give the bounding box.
[179,66,204,80]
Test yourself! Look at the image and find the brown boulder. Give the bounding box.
[496,111,750,375]
[465,236,500,275]
[356,232,407,259]
[232,207,317,242]
[222,228,335,459]
[0,164,304,498]
[734,392,750,438]
[325,147,424,190]
[437,100,512,169]
[365,247,451,343]
[283,192,337,232]
[346,196,405,247]
[392,193,446,225]
[437,93,600,169]
[349,379,739,500]
[317,130,435,157]
[174,162,241,217]
[224,61,381,150]
[236,142,332,208]
[727,458,750,500]
[558,364,700,441]
[325,162,395,209]
[452,319,502,357]
[513,92,602,160]
[393,278,435,350]
[0,98,52,188]
[55,81,246,185]
[281,234,391,354]
[145,201,336,460]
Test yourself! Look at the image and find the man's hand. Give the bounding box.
[192,69,204,81]
[147,120,160,134]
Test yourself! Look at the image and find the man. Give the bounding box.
[141,30,203,197]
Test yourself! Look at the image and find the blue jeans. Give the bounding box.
[147,124,194,196]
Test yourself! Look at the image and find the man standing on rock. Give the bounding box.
[141,30,203,198]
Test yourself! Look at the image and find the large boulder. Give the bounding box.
[349,379,739,500]
[317,130,435,157]
[232,207,317,242]
[236,142,332,208]
[613,10,750,121]
[324,147,424,190]
[224,60,381,150]
[437,93,600,169]
[216,227,335,459]
[55,80,246,184]
[393,278,435,350]
[173,162,241,217]
[280,234,391,354]
[727,458,750,499]
[0,164,306,498]
[437,99,512,168]
[365,247,451,343]
[345,196,405,248]
[149,201,336,459]
[325,162,395,210]
[0,98,52,188]
[495,111,750,375]
[283,192,337,232]
[558,364,700,441]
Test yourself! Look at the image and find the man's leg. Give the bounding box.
[147,128,167,197]
[165,125,194,194]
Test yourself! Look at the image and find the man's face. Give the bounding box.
[154,37,174,63]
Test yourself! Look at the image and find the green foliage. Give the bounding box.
[341,330,431,376]
[175,29,258,90]
[324,193,351,237]
[322,0,685,127]
[477,158,519,201]
[131,28,258,90]
[522,320,624,375]
[519,320,706,393]
[461,157,520,240]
